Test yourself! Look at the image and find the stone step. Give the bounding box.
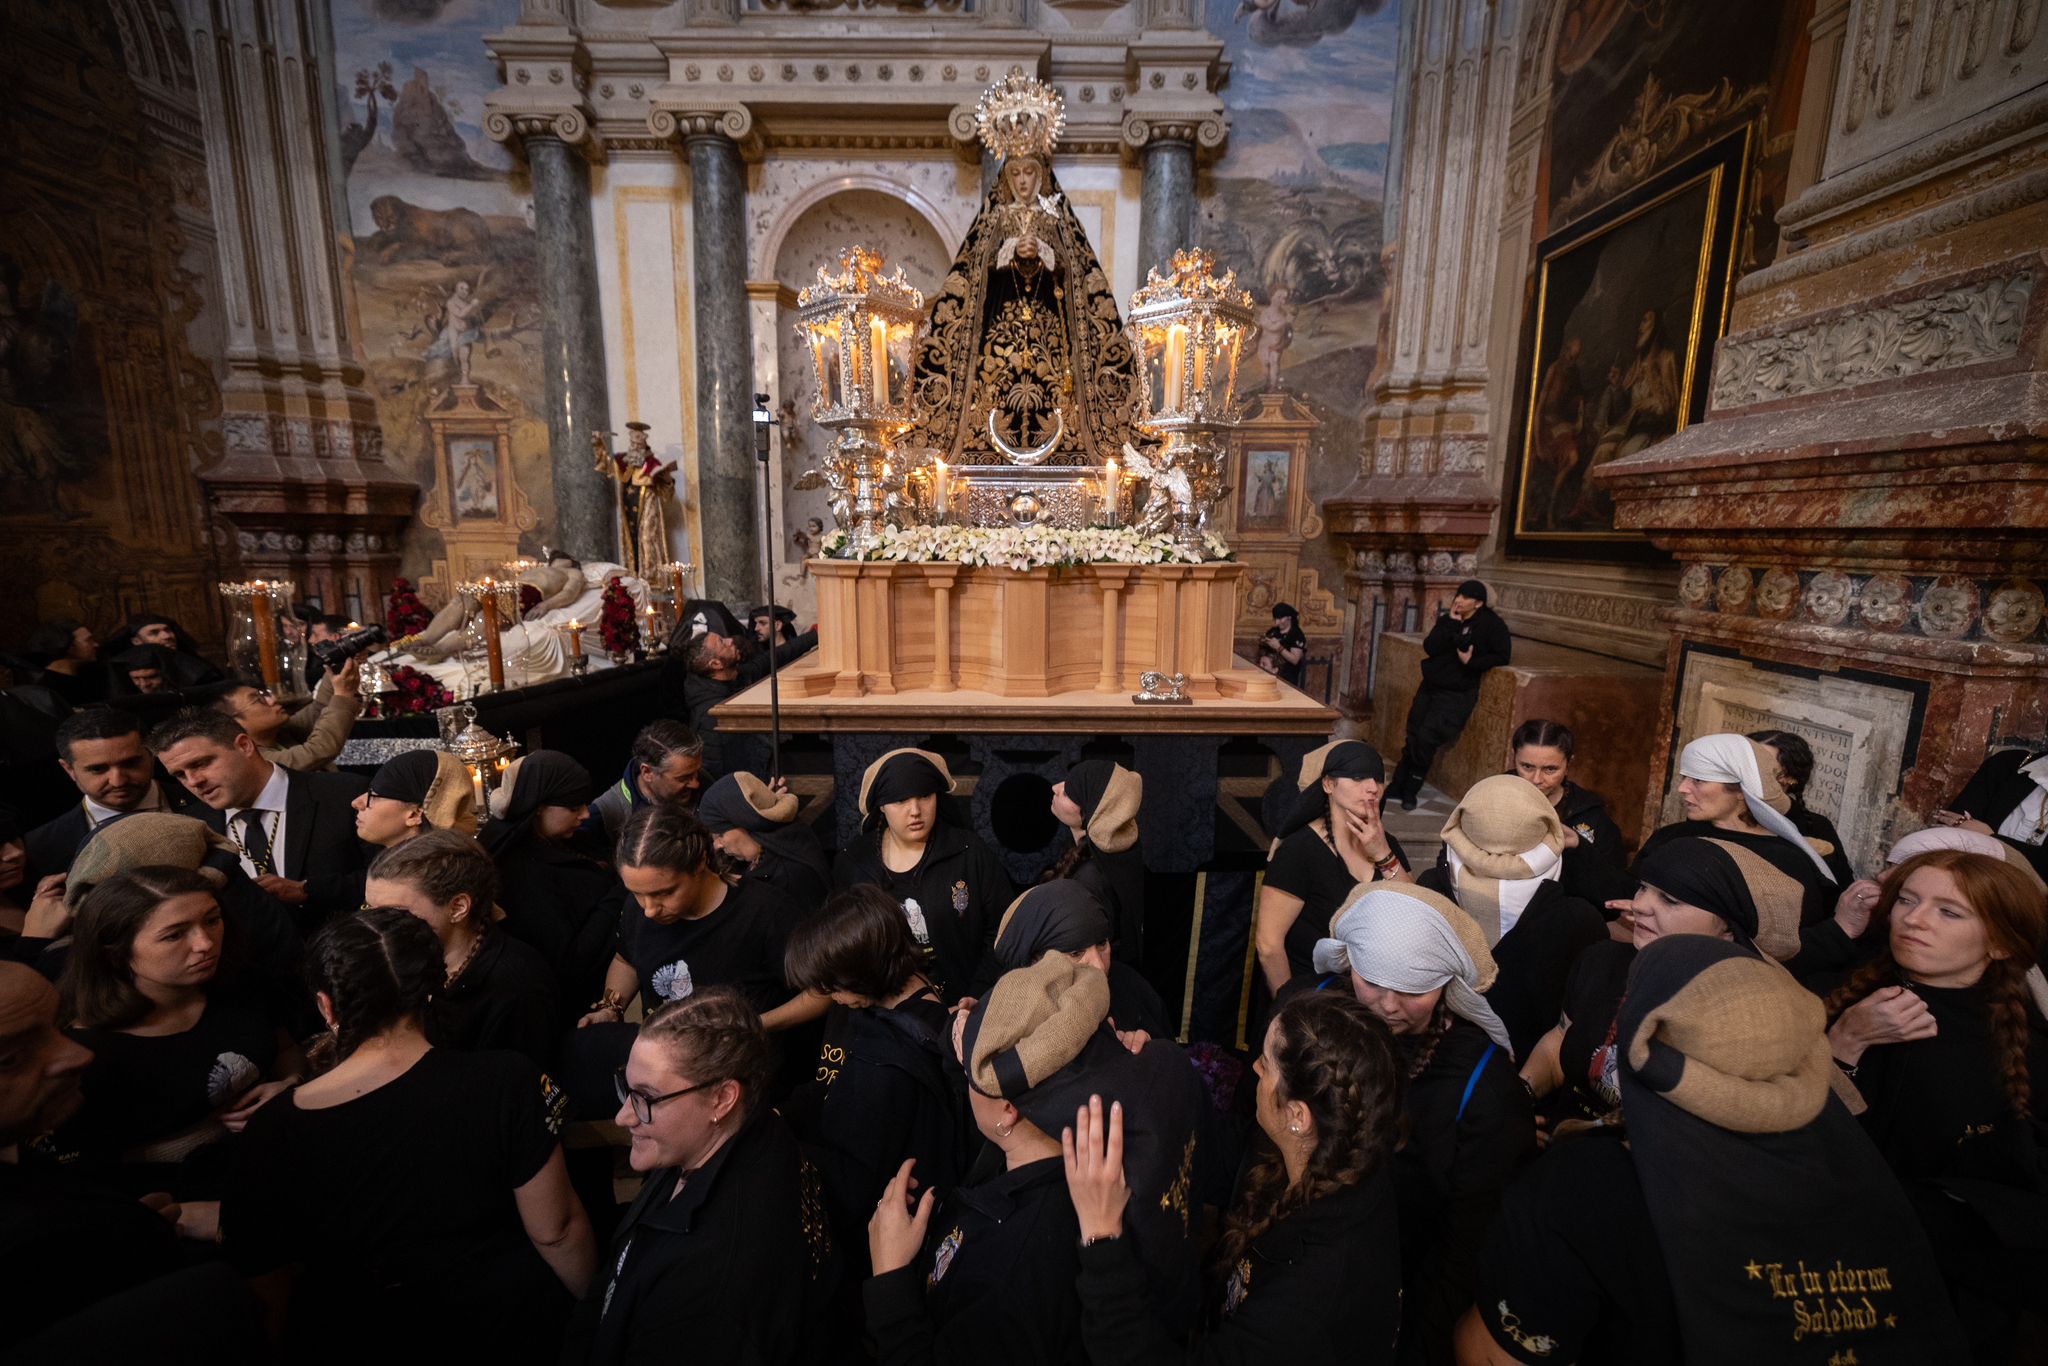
[1382,783,1453,873]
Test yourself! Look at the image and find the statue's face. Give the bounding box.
[1004,158,1042,203]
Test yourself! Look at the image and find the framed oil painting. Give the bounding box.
[1237,446,1295,533]
[448,436,502,521]
[1504,128,1751,560]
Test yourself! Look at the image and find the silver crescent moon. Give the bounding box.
[986,407,1065,465]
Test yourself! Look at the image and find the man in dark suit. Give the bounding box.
[23,708,198,888]
[147,709,370,925]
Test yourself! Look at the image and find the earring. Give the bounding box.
[1288,1123,1301,1134]
[996,1120,1013,1139]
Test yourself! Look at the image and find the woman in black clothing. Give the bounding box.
[350,748,478,849]
[1047,760,1147,961]
[569,988,841,1365]
[832,749,1012,1004]
[1463,936,1969,1366]
[224,908,591,1363]
[1307,881,1530,1364]
[698,771,833,909]
[53,866,302,1197]
[1749,727,1856,886]
[864,953,1106,1365]
[365,830,559,1067]
[1935,745,2048,881]
[1518,834,1809,1128]
[1597,734,1860,975]
[781,885,966,1276]
[1255,739,1409,994]
[993,879,1171,1043]
[1420,773,1604,1058]
[1508,719,1625,902]
[581,804,818,1029]
[483,752,620,1014]
[1824,848,2048,1362]
[1062,988,1405,1364]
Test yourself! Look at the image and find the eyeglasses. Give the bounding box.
[613,1068,718,1125]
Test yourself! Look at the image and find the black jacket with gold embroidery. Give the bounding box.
[1075,1165,1403,1365]
[864,1156,1084,1366]
[568,1110,843,1365]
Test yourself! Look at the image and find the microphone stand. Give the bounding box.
[751,392,783,782]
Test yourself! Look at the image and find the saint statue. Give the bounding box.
[905,76,1142,469]
[623,422,678,575]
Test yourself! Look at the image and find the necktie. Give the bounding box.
[235,809,275,876]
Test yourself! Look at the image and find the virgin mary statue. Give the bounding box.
[905,76,1142,468]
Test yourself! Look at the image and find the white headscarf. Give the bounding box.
[1677,734,1836,883]
[1885,827,2009,864]
[1313,886,1515,1056]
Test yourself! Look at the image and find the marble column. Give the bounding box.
[686,127,761,606]
[524,132,618,563]
[1136,136,1195,275]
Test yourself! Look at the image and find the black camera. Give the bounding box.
[311,624,390,672]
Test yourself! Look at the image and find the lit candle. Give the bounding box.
[870,315,890,408]
[1103,458,1119,527]
[471,765,485,811]
[933,460,949,521]
[566,618,584,658]
[1163,324,1187,413]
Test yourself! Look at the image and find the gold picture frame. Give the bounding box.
[1504,127,1752,560]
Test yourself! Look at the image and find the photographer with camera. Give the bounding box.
[1257,602,1308,688]
[215,632,372,772]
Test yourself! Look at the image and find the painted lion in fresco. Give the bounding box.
[369,195,494,264]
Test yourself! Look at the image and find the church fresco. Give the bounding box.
[330,0,551,593]
[1198,0,1400,673]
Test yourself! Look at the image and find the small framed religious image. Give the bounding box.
[448,437,502,521]
[1503,127,1751,561]
[1237,447,1296,533]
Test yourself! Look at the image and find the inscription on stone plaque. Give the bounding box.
[1666,653,1921,876]
[1714,702,1855,822]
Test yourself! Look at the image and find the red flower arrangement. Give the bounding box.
[599,578,640,657]
[385,578,431,638]
[382,664,455,716]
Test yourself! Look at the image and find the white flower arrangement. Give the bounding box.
[819,524,1232,569]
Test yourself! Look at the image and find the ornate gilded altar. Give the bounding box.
[774,76,1290,706]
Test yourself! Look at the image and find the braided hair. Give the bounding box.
[1044,833,1095,884]
[306,905,444,1064]
[616,802,744,882]
[640,985,773,1121]
[1211,991,1403,1283]
[1823,849,2045,1120]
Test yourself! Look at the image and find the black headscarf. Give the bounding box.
[1618,936,1969,1363]
[1636,836,1761,944]
[482,751,594,852]
[1064,761,1116,827]
[862,751,950,828]
[1265,739,1386,839]
[1635,834,1808,964]
[993,880,1112,971]
[368,749,442,804]
[698,772,832,890]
